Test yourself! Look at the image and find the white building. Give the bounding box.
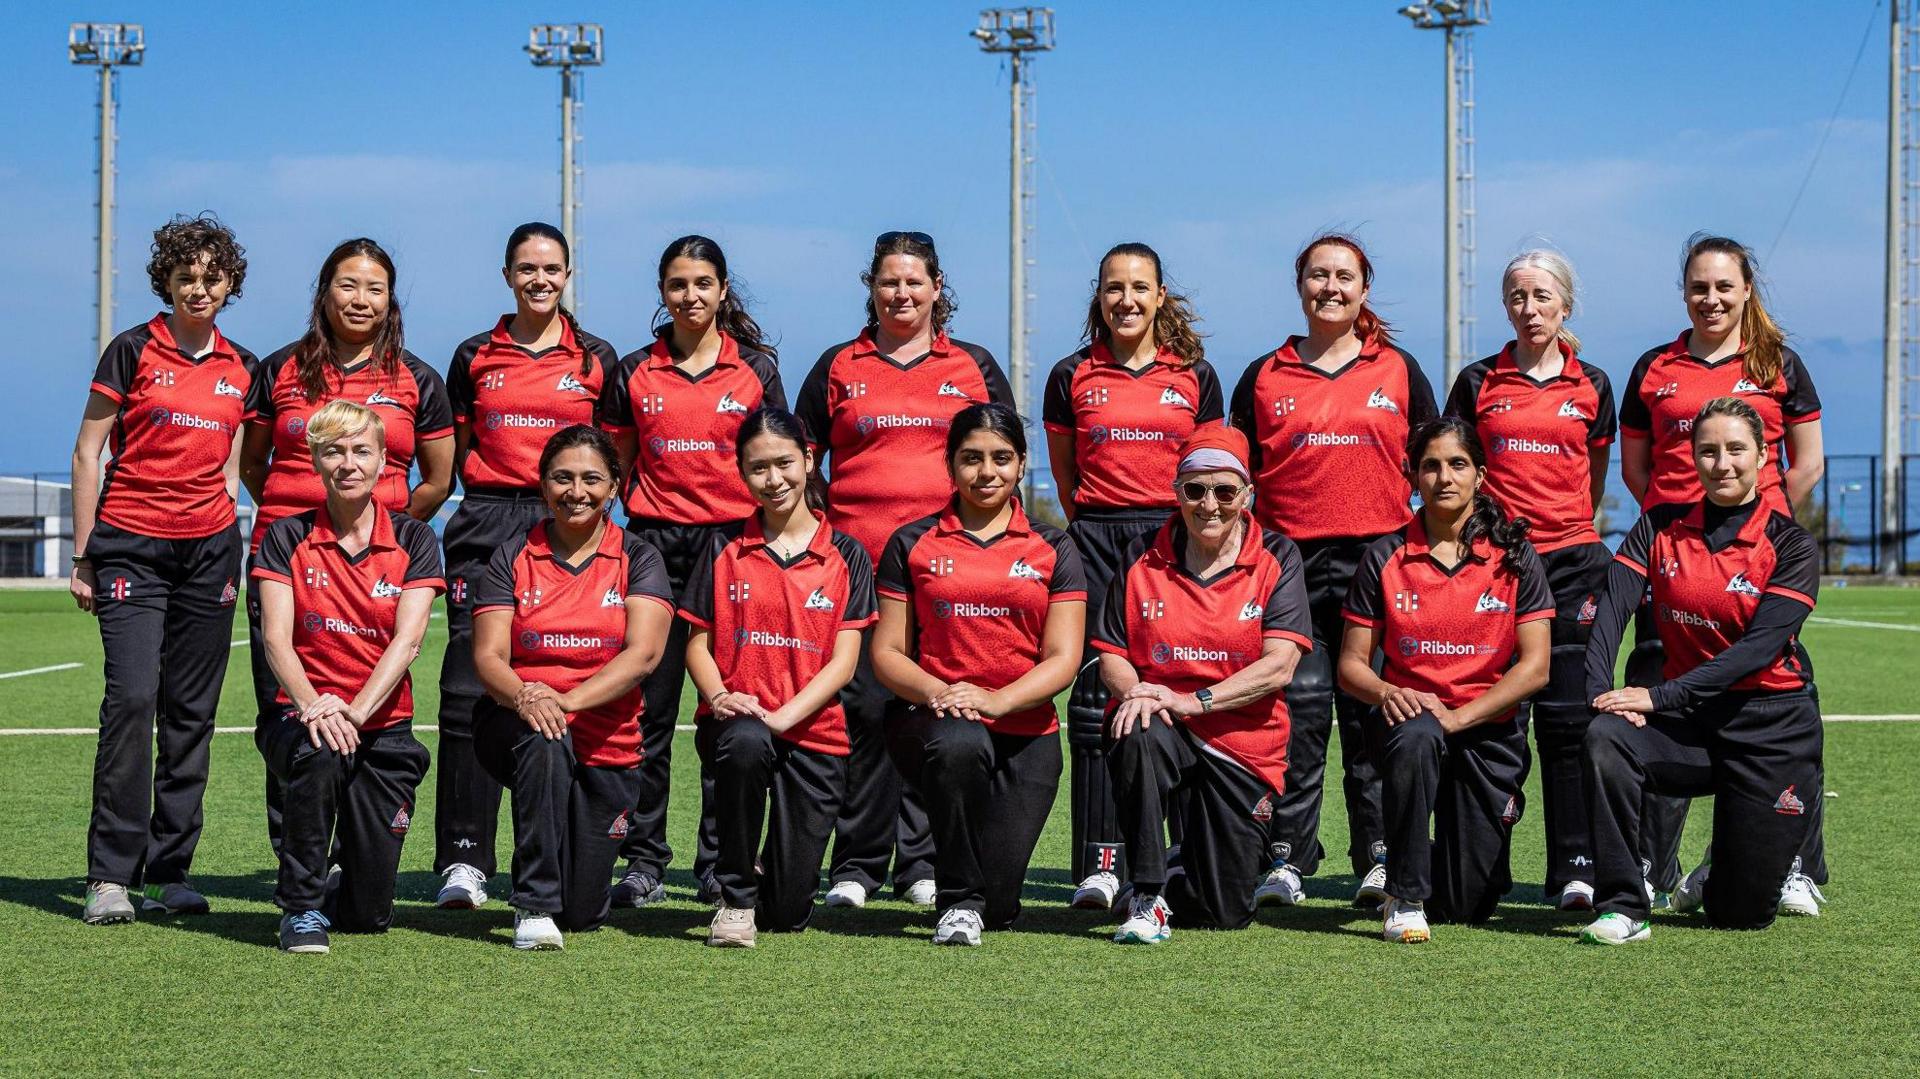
[0,476,73,577]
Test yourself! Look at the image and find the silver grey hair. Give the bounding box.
[1501,249,1582,353]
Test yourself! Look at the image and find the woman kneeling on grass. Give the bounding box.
[1337,416,1553,944]
[471,425,674,950]
[681,408,875,948]
[252,400,444,955]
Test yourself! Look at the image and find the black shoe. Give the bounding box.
[279,910,331,954]
[610,866,665,908]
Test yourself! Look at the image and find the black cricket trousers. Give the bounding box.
[828,639,936,896]
[700,716,847,932]
[1531,541,1611,895]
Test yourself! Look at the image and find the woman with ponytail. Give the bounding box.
[602,235,787,907]
[1041,242,1222,910]
[1229,233,1437,911]
[431,222,621,911]
[1443,249,1616,911]
[1616,233,1827,914]
[1337,417,1553,943]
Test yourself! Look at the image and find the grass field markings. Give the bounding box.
[0,662,83,680]
[1807,616,1920,632]
[0,723,707,736]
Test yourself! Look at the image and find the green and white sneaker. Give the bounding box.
[142,880,210,915]
[83,881,136,925]
[1580,912,1651,945]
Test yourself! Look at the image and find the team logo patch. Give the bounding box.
[728,581,752,603]
[1576,595,1598,625]
[1726,572,1762,597]
[1394,590,1420,612]
[520,630,541,650]
[480,371,508,391]
[219,578,238,607]
[648,436,668,456]
[305,567,330,589]
[855,416,876,436]
[1397,636,1419,658]
[1151,642,1173,664]
[937,381,972,399]
[149,407,171,427]
[1731,378,1764,395]
[450,577,468,604]
[108,576,132,600]
[1091,844,1120,872]
[1500,795,1520,826]
[1474,590,1511,614]
[1158,387,1193,409]
[1088,425,1110,444]
[1365,388,1400,413]
[370,576,403,599]
[1556,399,1590,420]
[1774,786,1806,815]
[286,416,307,437]
[804,588,836,612]
[366,390,403,408]
[1252,794,1274,822]
[607,810,631,840]
[150,370,176,388]
[303,611,324,633]
[1080,387,1108,406]
[1486,397,1515,414]
[716,392,750,414]
[1237,601,1263,621]
[928,557,954,576]
[1271,395,1296,417]
[638,393,666,414]
[389,801,412,836]
[1139,599,1164,620]
[555,371,592,395]
[1009,559,1045,581]
[213,377,245,398]
[934,601,953,620]
[519,587,543,609]
[601,588,625,608]
[1653,381,1680,399]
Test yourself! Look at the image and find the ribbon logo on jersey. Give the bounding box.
[1491,436,1560,456]
[303,611,325,634]
[519,630,541,651]
[933,600,1010,620]
[286,416,307,437]
[735,626,822,653]
[487,411,557,432]
[1398,635,1496,658]
[1290,431,1380,450]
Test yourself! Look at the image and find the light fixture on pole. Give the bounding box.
[972,7,1055,502]
[526,23,603,316]
[1399,1,1489,389]
[69,22,144,363]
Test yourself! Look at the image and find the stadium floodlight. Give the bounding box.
[973,8,1055,503]
[69,23,143,364]
[526,23,603,315]
[1399,1,1490,388]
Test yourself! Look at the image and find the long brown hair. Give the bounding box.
[652,234,778,360]
[862,232,956,333]
[294,238,404,401]
[1294,232,1394,345]
[1682,232,1785,389]
[1081,242,1204,367]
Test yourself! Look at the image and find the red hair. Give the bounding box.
[1294,233,1394,345]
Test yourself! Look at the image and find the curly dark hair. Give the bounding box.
[862,231,956,333]
[146,213,247,305]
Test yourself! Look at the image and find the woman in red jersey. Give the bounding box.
[875,403,1085,946]
[601,235,786,909]
[432,223,620,911]
[796,231,1011,910]
[253,401,444,955]
[1095,426,1313,943]
[1617,234,1826,912]
[1444,249,1616,911]
[1339,417,1553,944]
[682,408,875,948]
[70,214,257,925]
[1043,241,1221,911]
[471,425,674,950]
[1229,233,1436,910]
[238,238,453,855]
[1580,397,1824,944]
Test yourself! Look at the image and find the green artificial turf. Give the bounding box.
[1,589,1917,1075]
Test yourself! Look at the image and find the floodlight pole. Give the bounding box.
[527,24,603,316]
[70,23,143,362]
[562,65,577,311]
[1886,2,1903,575]
[1400,2,1488,388]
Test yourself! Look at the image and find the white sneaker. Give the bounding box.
[1382,897,1431,943]
[904,879,938,907]
[931,907,984,946]
[436,864,489,909]
[1071,871,1120,910]
[1580,911,1651,945]
[1779,860,1824,917]
[1669,860,1710,914]
[1557,881,1596,912]
[1113,892,1172,944]
[1354,863,1389,909]
[1254,862,1305,907]
[823,881,868,909]
[512,908,563,951]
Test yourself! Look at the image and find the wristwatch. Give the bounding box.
[1196,688,1214,713]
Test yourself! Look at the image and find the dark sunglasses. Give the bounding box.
[875,230,935,250]
[1178,481,1246,505]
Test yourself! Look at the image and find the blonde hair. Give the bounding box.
[1502,249,1582,354]
[304,399,386,455]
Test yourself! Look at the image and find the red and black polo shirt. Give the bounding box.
[1091,517,1313,794]
[794,330,1011,561]
[1041,343,1225,511]
[1229,336,1438,542]
[1613,500,1818,692]
[245,346,454,549]
[445,316,619,490]
[1444,342,1618,552]
[472,520,675,768]
[679,512,876,755]
[600,332,786,525]
[1342,519,1554,722]
[877,499,1086,737]
[1619,332,1821,511]
[250,507,446,730]
[89,313,258,539]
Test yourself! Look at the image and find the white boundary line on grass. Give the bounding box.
[1806,615,1920,632]
[0,663,83,680]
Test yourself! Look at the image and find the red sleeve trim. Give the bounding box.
[876,586,910,602]
[840,612,879,630]
[1587,436,1615,448]
[1341,608,1380,628]
[599,420,636,433]
[1619,426,1650,440]
[402,577,447,595]
[1263,629,1314,652]
[1048,589,1088,604]
[246,416,274,428]
[1613,553,1648,575]
[88,381,124,404]
[1041,421,1073,435]
[249,568,293,585]
[676,607,713,629]
[1765,585,1816,608]
[635,593,676,612]
[417,426,455,442]
[1090,637,1129,656]
[1785,410,1822,425]
[1516,607,1556,625]
[472,603,516,616]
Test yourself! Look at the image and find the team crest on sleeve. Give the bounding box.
[1474,590,1511,614]
[601,588,625,607]
[555,371,592,396]
[1726,573,1762,597]
[1158,387,1193,409]
[389,801,413,836]
[1251,794,1274,822]
[1556,399,1590,420]
[936,381,972,399]
[1365,388,1400,413]
[370,576,404,599]
[715,392,750,414]
[219,578,238,607]
[213,377,245,398]
[1773,785,1806,815]
[1008,559,1045,581]
[1237,601,1263,620]
[804,587,836,611]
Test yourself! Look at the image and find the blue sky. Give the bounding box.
[0,1,1898,505]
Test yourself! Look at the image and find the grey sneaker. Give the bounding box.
[708,905,758,948]
[610,867,666,908]
[279,910,331,954]
[83,881,136,925]
[142,880,211,915]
